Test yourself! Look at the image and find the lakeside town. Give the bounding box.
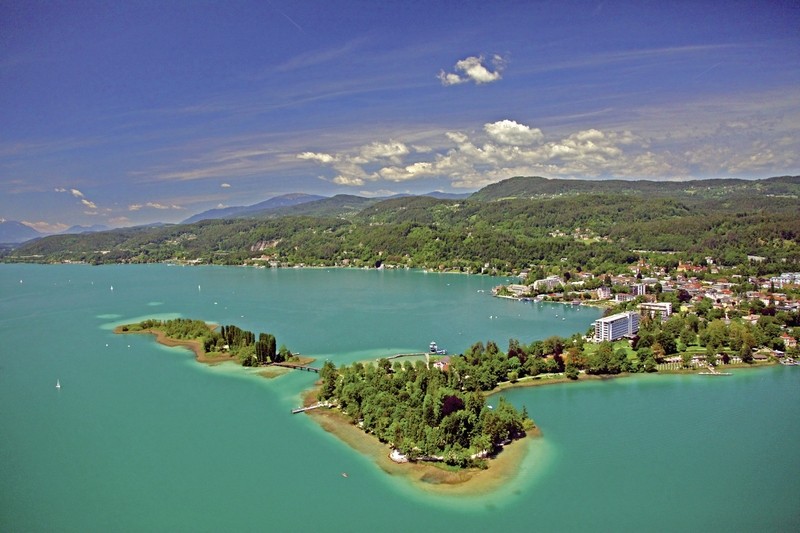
[491,260,799,371]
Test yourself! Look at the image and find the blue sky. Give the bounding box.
[1,0,798,231]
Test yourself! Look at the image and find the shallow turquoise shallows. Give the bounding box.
[1,264,798,532]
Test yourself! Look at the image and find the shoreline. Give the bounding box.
[114,325,237,365]
[302,387,541,495]
[115,320,778,496]
[493,293,610,309]
[490,360,777,393]
[113,324,315,369]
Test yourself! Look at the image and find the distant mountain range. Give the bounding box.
[182,193,326,224]
[4,176,797,249]
[62,224,110,235]
[181,191,470,224]
[0,221,111,244]
[0,221,43,243]
[5,175,798,268]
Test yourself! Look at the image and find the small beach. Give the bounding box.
[302,388,540,495]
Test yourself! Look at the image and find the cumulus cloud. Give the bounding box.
[298,141,415,186]
[356,141,409,164]
[108,216,130,226]
[128,202,184,211]
[298,151,337,164]
[22,220,69,233]
[296,118,679,189]
[484,120,543,145]
[332,175,365,186]
[438,55,505,86]
[55,186,103,212]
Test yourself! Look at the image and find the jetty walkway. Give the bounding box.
[271,362,319,373]
[384,352,427,360]
[291,401,331,414]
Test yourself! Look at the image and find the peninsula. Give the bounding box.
[114,318,536,491]
[114,281,797,493]
[115,318,313,376]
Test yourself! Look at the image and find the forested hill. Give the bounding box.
[5,176,799,274]
[470,175,800,201]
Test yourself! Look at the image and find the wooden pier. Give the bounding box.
[271,362,319,373]
[291,402,329,414]
[383,352,427,360]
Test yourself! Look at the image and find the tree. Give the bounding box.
[318,361,338,401]
[679,327,695,347]
[705,345,718,367]
[565,362,579,380]
[278,344,292,361]
[656,331,677,356]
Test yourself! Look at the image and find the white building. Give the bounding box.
[770,273,800,289]
[631,283,647,296]
[639,302,672,320]
[596,286,612,300]
[532,275,562,292]
[594,311,640,342]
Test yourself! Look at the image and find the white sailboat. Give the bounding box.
[56,379,61,389]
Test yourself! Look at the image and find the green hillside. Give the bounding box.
[5,176,799,275]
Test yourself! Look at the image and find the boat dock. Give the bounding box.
[291,401,330,414]
[271,362,319,373]
[699,365,732,376]
[383,352,427,360]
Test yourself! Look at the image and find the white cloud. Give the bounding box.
[439,55,504,86]
[108,216,130,226]
[438,72,465,86]
[128,202,184,211]
[297,151,337,164]
[357,141,409,163]
[297,119,686,189]
[332,175,365,186]
[484,120,543,145]
[55,187,103,211]
[22,220,69,233]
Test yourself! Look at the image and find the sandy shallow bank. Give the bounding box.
[302,388,540,495]
[115,323,537,494]
[114,325,237,364]
[114,325,315,369]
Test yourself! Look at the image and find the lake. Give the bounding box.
[1,264,797,531]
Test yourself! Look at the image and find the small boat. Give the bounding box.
[429,342,447,355]
[341,472,348,478]
[56,379,61,389]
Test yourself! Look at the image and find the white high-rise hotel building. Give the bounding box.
[594,311,640,342]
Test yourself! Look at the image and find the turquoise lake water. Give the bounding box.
[1,264,798,531]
